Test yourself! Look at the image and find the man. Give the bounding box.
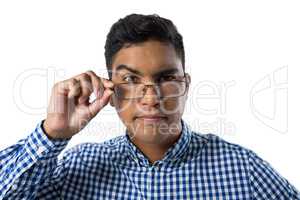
[0,13,299,199]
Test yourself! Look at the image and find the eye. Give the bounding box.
[123,75,139,83]
[159,75,177,82]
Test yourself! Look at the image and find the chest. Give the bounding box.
[61,160,251,200]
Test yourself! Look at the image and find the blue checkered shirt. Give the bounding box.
[0,119,299,199]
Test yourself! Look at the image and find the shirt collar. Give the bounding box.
[124,119,192,167]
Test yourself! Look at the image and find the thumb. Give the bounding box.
[88,89,114,117]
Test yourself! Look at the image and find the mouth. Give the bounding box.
[135,115,167,123]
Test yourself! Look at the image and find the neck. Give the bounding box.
[129,124,182,165]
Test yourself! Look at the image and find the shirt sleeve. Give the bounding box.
[248,150,300,200]
[0,120,70,199]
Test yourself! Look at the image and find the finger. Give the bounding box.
[48,81,70,115]
[53,81,69,96]
[88,88,114,117]
[74,73,93,104]
[67,78,81,99]
[85,70,104,98]
[101,77,114,89]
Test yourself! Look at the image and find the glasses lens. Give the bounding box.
[114,83,144,99]
[160,81,186,98]
[114,81,186,99]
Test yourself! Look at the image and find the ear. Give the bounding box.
[109,95,115,107]
[185,73,191,90]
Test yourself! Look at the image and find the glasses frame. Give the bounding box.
[111,73,190,100]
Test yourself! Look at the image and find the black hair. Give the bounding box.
[104,13,185,78]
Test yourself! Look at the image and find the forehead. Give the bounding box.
[111,40,183,77]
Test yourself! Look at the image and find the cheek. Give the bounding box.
[115,100,136,124]
[160,97,186,116]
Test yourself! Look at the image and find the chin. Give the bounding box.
[126,117,180,141]
[130,125,170,143]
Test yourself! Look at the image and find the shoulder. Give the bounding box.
[189,132,250,160]
[61,135,127,162]
[190,132,300,198]
[187,132,254,172]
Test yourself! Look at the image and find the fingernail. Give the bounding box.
[78,97,85,104]
[107,89,114,95]
[109,81,114,86]
[104,80,114,87]
[94,89,99,98]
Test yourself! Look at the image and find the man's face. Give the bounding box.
[110,40,190,144]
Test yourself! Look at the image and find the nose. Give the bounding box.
[139,84,160,107]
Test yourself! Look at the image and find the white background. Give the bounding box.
[0,0,299,188]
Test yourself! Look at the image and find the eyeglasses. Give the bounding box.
[111,74,189,100]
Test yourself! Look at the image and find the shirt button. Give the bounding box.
[37,146,46,155]
[11,184,18,191]
[133,158,138,163]
[3,174,8,179]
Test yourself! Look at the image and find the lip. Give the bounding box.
[135,115,167,123]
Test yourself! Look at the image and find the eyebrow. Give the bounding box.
[115,64,142,76]
[115,64,180,77]
[156,68,180,76]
